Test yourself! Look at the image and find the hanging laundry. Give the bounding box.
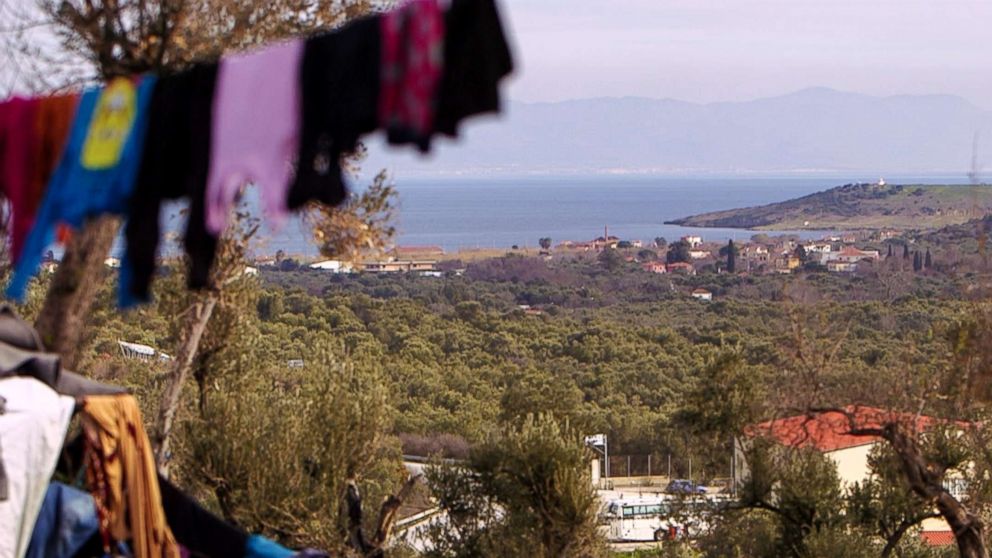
[291,16,380,212]
[0,377,75,558]
[158,474,247,558]
[205,40,303,236]
[0,306,126,398]
[6,76,157,303]
[434,0,514,137]
[81,395,179,558]
[122,64,220,304]
[0,97,40,265]
[30,95,78,224]
[0,94,75,265]
[245,535,294,558]
[24,482,99,558]
[379,0,445,151]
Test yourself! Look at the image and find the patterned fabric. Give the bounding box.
[82,395,180,558]
[379,0,445,151]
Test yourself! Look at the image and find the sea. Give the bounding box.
[131,174,969,259]
[250,174,969,256]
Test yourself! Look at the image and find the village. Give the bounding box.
[267,226,929,305]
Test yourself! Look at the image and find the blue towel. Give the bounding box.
[25,482,99,558]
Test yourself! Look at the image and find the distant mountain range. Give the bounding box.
[365,87,992,177]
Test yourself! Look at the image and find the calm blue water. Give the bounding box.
[253,175,967,255]
[133,175,967,258]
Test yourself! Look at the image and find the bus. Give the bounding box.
[599,496,719,542]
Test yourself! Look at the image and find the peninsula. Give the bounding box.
[666,182,992,231]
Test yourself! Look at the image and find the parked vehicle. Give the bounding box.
[599,497,713,541]
[665,479,707,495]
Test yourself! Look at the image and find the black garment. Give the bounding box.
[159,474,248,558]
[434,0,514,137]
[125,63,219,300]
[291,16,381,211]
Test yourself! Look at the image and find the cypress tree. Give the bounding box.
[887,244,893,258]
[913,251,922,272]
[727,239,736,273]
[903,244,910,259]
[925,248,932,269]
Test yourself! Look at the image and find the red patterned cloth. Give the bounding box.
[379,0,445,151]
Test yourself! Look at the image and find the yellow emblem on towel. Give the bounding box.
[81,78,137,169]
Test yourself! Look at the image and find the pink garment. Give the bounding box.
[206,40,303,234]
[0,97,40,262]
[379,0,445,150]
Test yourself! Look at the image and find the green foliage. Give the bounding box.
[425,414,606,558]
[739,444,844,557]
[186,344,403,551]
[667,240,692,264]
[599,248,625,272]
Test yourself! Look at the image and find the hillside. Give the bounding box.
[365,87,992,176]
[665,183,992,230]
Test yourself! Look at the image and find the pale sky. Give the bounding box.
[4,0,991,110]
[500,0,992,109]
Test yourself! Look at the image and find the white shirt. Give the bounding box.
[0,377,75,558]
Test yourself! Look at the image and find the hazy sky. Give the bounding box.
[4,1,990,110]
[500,0,992,109]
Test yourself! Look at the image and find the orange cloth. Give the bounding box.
[32,94,78,205]
[82,395,180,558]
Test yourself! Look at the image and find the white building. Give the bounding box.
[826,246,881,264]
[691,288,712,301]
[309,259,353,273]
[118,340,172,362]
[682,235,703,248]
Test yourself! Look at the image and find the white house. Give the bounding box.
[682,235,703,248]
[804,242,833,255]
[309,259,353,273]
[826,246,881,264]
[691,288,712,301]
[118,340,173,362]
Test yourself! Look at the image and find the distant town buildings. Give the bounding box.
[309,260,353,273]
[682,235,703,248]
[362,259,439,274]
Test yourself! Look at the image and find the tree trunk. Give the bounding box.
[34,216,119,368]
[883,423,988,558]
[345,475,420,557]
[155,291,219,476]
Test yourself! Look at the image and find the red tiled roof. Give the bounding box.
[921,531,955,546]
[746,406,937,453]
[836,246,874,257]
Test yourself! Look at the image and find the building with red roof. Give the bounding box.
[739,406,959,546]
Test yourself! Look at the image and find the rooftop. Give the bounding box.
[747,406,939,453]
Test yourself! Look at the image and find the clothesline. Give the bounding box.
[0,0,512,309]
[0,304,324,557]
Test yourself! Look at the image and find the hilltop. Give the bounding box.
[665,183,992,230]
